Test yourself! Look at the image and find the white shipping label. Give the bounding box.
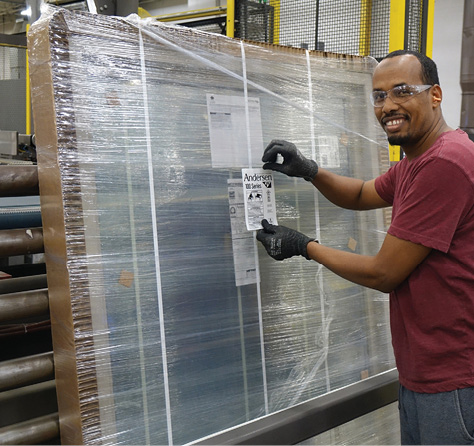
[228,179,259,287]
[207,94,264,168]
[242,168,278,231]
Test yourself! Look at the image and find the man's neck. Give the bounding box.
[403,119,454,161]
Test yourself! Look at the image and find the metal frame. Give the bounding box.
[421,0,435,57]
[180,16,228,35]
[0,33,26,48]
[359,0,373,56]
[194,369,399,445]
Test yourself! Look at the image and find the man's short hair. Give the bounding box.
[383,50,440,86]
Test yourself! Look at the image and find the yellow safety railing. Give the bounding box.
[389,0,406,53]
[425,0,435,58]
[359,0,372,56]
[269,0,280,45]
[26,24,31,135]
[227,0,234,38]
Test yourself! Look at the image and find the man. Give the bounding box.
[256,50,474,445]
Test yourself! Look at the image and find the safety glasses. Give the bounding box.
[370,84,432,107]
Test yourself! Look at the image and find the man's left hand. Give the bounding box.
[256,219,313,261]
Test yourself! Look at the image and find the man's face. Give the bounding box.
[372,55,434,148]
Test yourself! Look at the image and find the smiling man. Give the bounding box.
[256,50,474,445]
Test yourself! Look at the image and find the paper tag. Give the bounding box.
[242,168,278,231]
[207,94,264,168]
[228,179,259,286]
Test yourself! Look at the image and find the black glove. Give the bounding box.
[262,140,319,182]
[256,219,313,261]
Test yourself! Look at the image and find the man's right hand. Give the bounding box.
[262,140,319,182]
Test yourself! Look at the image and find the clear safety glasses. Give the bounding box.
[370,84,432,107]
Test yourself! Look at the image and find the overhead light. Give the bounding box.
[86,0,97,14]
[20,6,32,17]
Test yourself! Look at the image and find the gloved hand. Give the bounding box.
[256,219,314,261]
[262,140,319,182]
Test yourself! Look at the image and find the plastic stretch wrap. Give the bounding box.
[28,6,393,445]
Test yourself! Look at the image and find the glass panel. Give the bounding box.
[30,7,392,445]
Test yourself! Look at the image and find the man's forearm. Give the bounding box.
[306,241,393,293]
[310,168,366,210]
[311,169,389,211]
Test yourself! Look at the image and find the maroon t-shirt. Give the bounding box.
[375,129,474,393]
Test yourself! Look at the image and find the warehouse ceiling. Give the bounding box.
[0,0,24,17]
[0,0,89,34]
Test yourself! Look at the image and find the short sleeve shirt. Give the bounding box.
[375,129,474,393]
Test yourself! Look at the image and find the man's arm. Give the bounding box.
[260,140,425,291]
[262,140,390,210]
[306,233,431,293]
[257,220,432,293]
[311,168,390,211]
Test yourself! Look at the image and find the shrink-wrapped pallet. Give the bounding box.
[28,6,392,444]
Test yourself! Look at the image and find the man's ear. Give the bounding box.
[431,84,442,108]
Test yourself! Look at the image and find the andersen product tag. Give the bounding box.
[242,168,278,231]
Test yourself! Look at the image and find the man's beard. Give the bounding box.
[387,134,411,146]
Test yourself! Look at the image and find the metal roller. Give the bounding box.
[0,288,49,322]
[0,352,54,392]
[0,380,58,428]
[0,227,43,257]
[0,275,48,295]
[0,207,42,231]
[0,413,59,445]
[0,166,39,197]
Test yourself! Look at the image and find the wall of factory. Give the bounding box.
[432,0,464,129]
